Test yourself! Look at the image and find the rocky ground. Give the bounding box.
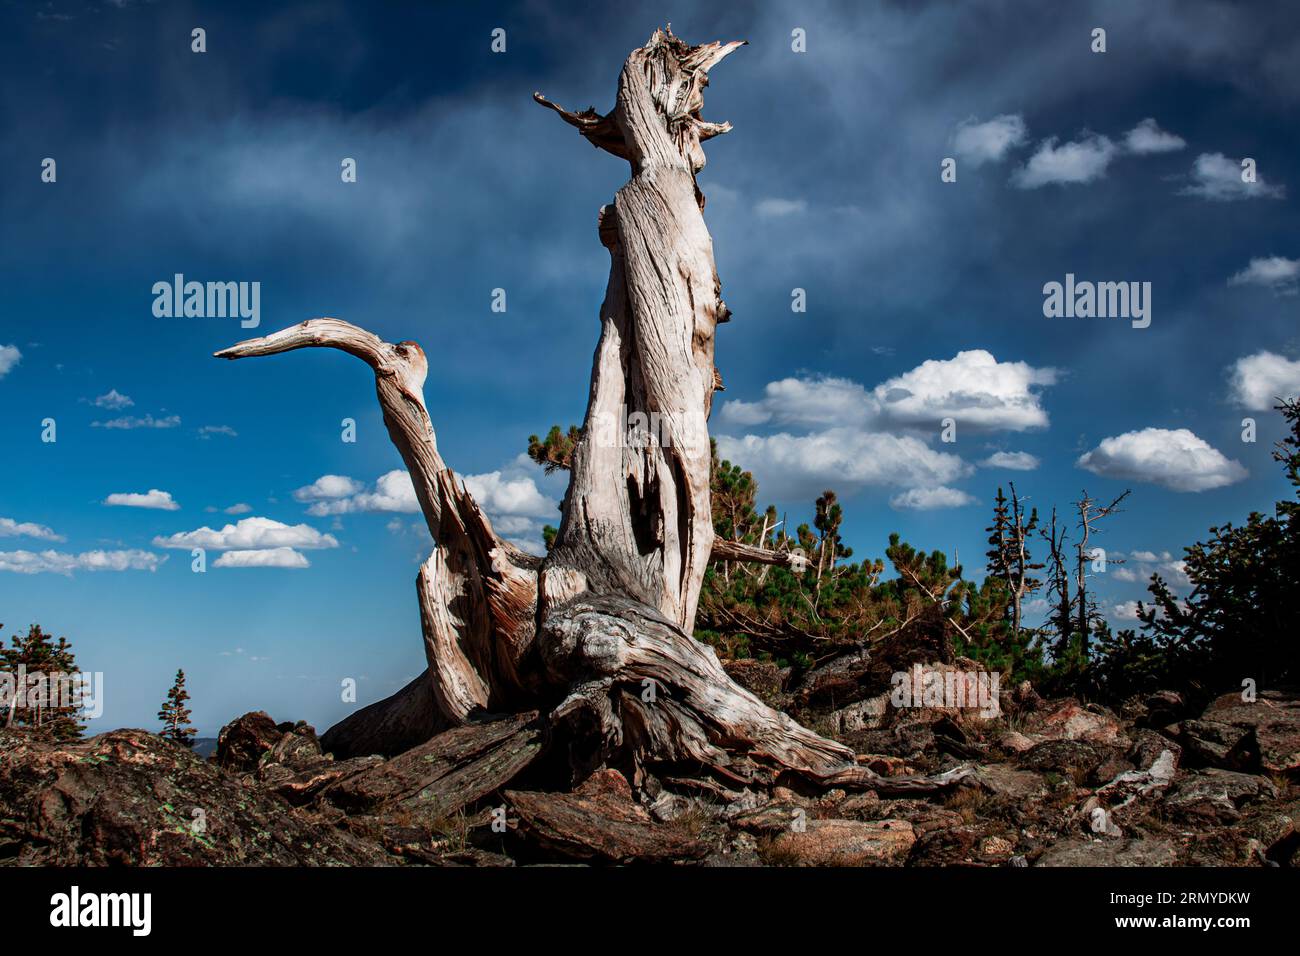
[2,652,1297,866]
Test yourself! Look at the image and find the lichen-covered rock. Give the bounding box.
[0,727,391,865]
[826,695,891,734]
[1162,769,1278,824]
[1201,690,1300,775]
[259,720,325,775]
[1024,699,1126,745]
[1036,836,1178,867]
[996,730,1037,754]
[973,763,1049,800]
[1129,728,1182,771]
[1018,739,1131,785]
[214,711,282,773]
[1171,719,1260,771]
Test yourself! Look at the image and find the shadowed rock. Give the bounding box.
[506,768,708,864]
[0,727,391,865]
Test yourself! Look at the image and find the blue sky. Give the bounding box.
[2,0,1298,734]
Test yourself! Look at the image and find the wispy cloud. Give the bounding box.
[1227,256,1299,295]
[889,486,977,510]
[1181,152,1285,201]
[0,549,165,575]
[92,413,181,430]
[979,451,1040,471]
[951,114,1027,168]
[754,197,807,218]
[198,424,238,438]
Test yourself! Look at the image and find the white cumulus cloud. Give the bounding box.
[296,461,559,556]
[153,516,338,551]
[872,350,1057,431]
[0,345,20,379]
[104,489,180,511]
[213,547,310,569]
[979,451,1040,471]
[889,486,977,510]
[1012,133,1118,188]
[718,376,874,428]
[951,114,1027,168]
[294,474,365,502]
[1123,118,1186,155]
[1228,351,1300,410]
[462,470,556,518]
[299,470,418,516]
[1113,600,1143,621]
[716,429,970,500]
[0,517,65,542]
[718,351,1057,433]
[91,389,134,410]
[712,352,1057,502]
[1228,256,1299,294]
[1077,428,1247,492]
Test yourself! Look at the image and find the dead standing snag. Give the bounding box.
[218,28,969,797]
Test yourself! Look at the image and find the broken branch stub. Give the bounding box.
[216,318,540,741]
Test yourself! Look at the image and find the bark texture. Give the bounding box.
[217,28,970,798]
[534,29,744,634]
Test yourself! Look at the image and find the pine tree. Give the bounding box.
[1,624,85,738]
[1125,399,1300,696]
[526,425,581,473]
[1040,506,1077,664]
[812,491,852,593]
[985,484,1042,633]
[158,669,197,747]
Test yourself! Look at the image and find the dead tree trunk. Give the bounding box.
[217,28,969,796]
